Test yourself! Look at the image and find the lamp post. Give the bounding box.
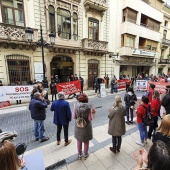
[25,25,55,81]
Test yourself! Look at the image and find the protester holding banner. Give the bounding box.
[124,87,137,125]
[162,85,170,115]
[148,90,161,139]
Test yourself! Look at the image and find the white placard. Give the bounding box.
[136,80,148,91]
[35,74,43,82]
[100,83,106,97]
[0,86,33,101]
[34,62,43,73]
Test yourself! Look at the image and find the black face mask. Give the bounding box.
[166,89,170,93]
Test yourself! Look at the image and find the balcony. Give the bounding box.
[0,23,38,49]
[119,46,159,58]
[84,0,108,12]
[158,58,170,64]
[161,38,170,47]
[82,38,108,53]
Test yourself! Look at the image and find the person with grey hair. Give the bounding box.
[50,92,72,146]
[29,92,49,142]
[108,95,126,153]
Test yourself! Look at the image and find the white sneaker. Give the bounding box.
[136,141,145,146]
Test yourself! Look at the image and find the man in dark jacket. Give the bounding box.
[50,92,72,146]
[162,85,170,115]
[29,92,49,142]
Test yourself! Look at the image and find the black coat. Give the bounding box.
[29,99,47,120]
[152,132,170,148]
[162,93,170,112]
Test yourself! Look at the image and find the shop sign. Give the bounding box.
[132,49,156,57]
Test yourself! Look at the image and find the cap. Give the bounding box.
[150,84,155,89]
[166,85,170,89]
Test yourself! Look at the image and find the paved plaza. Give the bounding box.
[0,90,156,170]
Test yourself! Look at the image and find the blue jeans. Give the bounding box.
[34,120,45,140]
[137,123,148,142]
[126,105,133,122]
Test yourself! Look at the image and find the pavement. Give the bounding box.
[0,88,154,170]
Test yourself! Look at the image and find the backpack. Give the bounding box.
[76,103,90,128]
[141,105,154,126]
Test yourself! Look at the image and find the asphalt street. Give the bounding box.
[0,91,145,151]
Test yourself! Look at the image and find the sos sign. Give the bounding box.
[15,87,29,92]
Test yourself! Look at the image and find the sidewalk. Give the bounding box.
[24,119,153,170]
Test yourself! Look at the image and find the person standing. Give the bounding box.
[73,94,96,159]
[50,81,57,102]
[94,76,98,93]
[136,96,149,146]
[29,92,49,142]
[74,74,78,80]
[79,77,84,94]
[50,92,72,146]
[110,77,116,94]
[108,95,126,153]
[148,90,161,139]
[97,75,104,94]
[124,87,137,124]
[54,75,60,84]
[146,84,155,103]
[161,85,170,115]
[0,80,3,86]
[106,74,110,89]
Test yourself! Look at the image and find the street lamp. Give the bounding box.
[25,25,55,80]
[109,49,119,58]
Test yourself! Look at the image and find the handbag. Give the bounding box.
[76,117,87,128]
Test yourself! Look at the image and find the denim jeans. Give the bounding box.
[137,123,148,142]
[126,105,134,122]
[34,120,45,140]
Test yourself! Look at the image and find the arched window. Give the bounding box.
[57,8,71,39]
[88,18,99,40]
[49,5,55,33]
[163,30,167,39]
[73,13,78,40]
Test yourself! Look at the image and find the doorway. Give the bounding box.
[88,59,99,88]
[50,56,74,82]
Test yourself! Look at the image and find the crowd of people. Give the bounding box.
[1,73,170,169]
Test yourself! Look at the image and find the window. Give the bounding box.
[88,18,99,40]
[163,30,167,39]
[49,5,55,34]
[6,55,30,85]
[73,13,78,40]
[164,20,168,27]
[146,45,151,50]
[123,8,137,23]
[126,36,135,47]
[57,8,71,39]
[2,0,25,27]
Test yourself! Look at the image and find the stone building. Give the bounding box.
[0,0,168,89]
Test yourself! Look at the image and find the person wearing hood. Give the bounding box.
[124,87,137,125]
[108,95,126,153]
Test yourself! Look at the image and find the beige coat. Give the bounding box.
[108,105,126,136]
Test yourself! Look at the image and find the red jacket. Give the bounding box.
[151,99,161,117]
[137,103,149,123]
[148,89,154,103]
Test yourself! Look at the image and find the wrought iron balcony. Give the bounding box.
[82,38,108,52]
[84,0,108,12]
[158,58,170,64]
[161,38,170,47]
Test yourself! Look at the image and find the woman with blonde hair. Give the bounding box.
[108,95,126,153]
[152,114,170,147]
[0,140,26,170]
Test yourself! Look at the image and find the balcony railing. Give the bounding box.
[82,38,108,52]
[0,23,38,42]
[158,58,170,64]
[84,0,108,12]
[162,38,170,46]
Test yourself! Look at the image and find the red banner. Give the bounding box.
[56,80,81,95]
[0,101,10,108]
[147,81,170,94]
[118,79,128,89]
